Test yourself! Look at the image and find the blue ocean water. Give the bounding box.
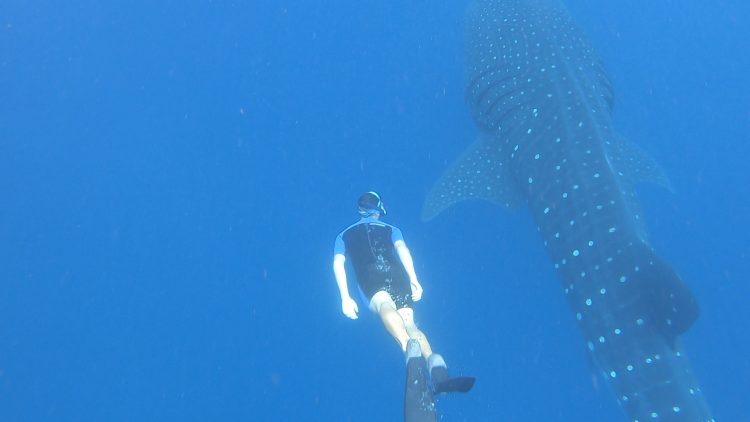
[1,0,748,421]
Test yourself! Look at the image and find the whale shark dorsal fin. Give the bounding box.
[422,133,523,221]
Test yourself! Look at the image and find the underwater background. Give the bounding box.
[2,0,748,420]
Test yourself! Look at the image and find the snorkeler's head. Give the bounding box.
[357,191,386,217]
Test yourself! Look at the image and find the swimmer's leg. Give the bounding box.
[397,307,433,358]
[370,291,410,352]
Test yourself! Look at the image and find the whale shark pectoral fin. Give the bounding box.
[606,135,672,191]
[422,134,523,221]
[605,136,673,242]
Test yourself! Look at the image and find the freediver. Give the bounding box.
[332,191,451,384]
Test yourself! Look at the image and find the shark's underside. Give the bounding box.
[423,0,713,420]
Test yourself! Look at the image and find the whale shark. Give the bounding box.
[423,0,714,420]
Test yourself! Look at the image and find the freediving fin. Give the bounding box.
[428,353,476,395]
[434,376,476,394]
[404,340,437,422]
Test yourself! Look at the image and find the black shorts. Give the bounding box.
[357,263,413,309]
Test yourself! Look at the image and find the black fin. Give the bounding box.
[404,340,436,422]
[434,376,476,395]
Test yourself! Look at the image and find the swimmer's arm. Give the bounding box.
[394,240,417,281]
[333,254,351,298]
[333,253,359,319]
[395,240,423,301]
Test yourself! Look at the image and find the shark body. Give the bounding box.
[424,1,714,420]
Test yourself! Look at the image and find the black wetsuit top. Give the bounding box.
[334,217,413,309]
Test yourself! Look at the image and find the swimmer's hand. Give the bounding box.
[410,279,423,302]
[341,297,359,319]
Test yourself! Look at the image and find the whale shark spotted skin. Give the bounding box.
[423,0,714,420]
